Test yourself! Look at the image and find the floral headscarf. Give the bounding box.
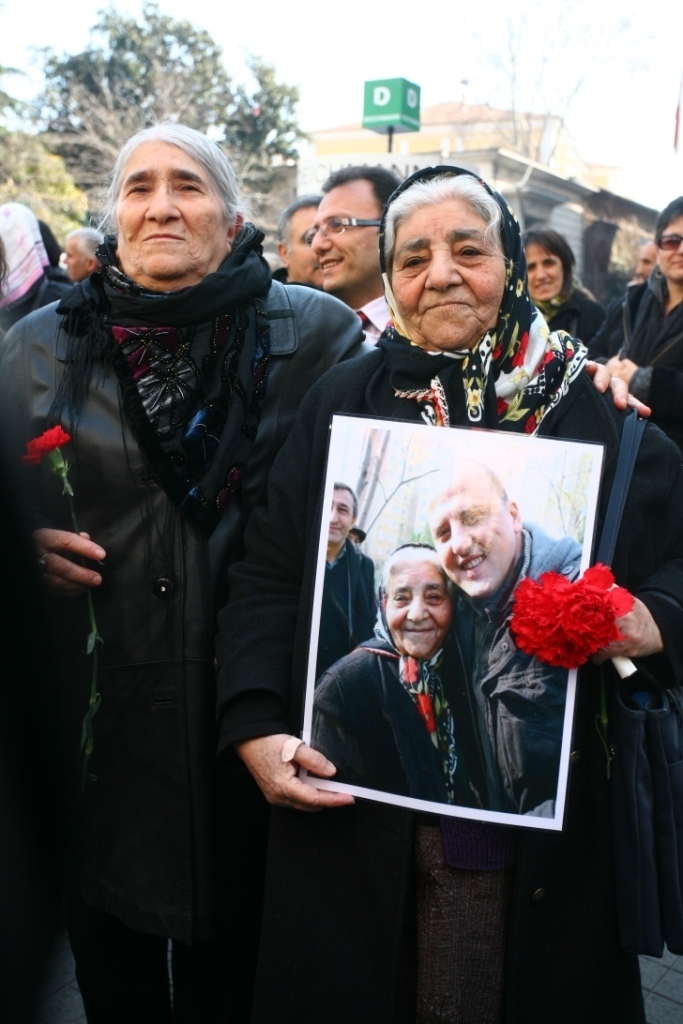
[377,166,587,435]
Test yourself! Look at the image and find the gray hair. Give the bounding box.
[66,227,104,256]
[383,174,503,272]
[277,194,322,245]
[380,544,450,594]
[100,122,251,233]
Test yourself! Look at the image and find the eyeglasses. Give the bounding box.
[304,217,381,247]
[658,234,683,252]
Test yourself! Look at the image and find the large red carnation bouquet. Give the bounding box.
[23,426,103,788]
[510,564,634,669]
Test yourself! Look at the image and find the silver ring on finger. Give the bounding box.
[37,554,48,578]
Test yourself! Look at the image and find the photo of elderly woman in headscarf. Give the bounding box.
[0,203,72,333]
[313,544,463,804]
[0,122,365,1021]
[216,164,683,1024]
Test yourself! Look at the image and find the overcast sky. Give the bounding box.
[1,0,680,210]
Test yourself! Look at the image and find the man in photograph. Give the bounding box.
[316,484,376,679]
[428,461,581,815]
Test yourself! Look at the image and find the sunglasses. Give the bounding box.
[658,234,683,252]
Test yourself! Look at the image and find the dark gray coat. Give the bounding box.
[217,350,683,1024]
[0,281,366,946]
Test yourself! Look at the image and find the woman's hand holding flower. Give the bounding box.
[34,527,105,595]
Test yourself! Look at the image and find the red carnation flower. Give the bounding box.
[510,564,634,669]
[497,397,509,416]
[21,426,72,465]
[416,693,436,733]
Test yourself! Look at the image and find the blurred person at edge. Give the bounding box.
[0,234,67,1024]
[588,197,683,454]
[0,204,72,332]
[0,122,365,1022]
[309,165,400,341]
[631,239,658,286]
[65,228,105,283]
[275,195,324,287]
[523,227,605,344]
[214,166,678,1024]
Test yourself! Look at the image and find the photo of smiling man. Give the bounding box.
[427,462,581,817]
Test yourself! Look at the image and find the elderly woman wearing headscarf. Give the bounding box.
[215,166,683,1024]
[0,123,364,1021]
[312,544,463,804]
[0,203,72,332]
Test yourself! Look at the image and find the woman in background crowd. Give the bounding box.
[588,197,683,454]
[523,227,605,344]
[0,203,71,332]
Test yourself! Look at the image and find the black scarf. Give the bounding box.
[51,224,272,536]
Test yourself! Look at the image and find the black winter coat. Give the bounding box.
[0,282,366,947]
[216,350,683,1024]
[313,641,452,803]
[545,287,605,344]
[317,537,376,677]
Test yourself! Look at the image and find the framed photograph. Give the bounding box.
[300,414,605,831]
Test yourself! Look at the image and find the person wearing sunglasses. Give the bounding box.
[588,196,683,452]
[309,166,400,341]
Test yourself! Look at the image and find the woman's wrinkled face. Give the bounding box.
[390,198,506,352]
[116,142,240,291]
[525,243,565,303]
[384,561,452,661]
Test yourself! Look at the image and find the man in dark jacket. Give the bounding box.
[316,483,376,678]
[428,462,581,815]
[588,196,683,452]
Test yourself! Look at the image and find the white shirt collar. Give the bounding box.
[356,295,391,344]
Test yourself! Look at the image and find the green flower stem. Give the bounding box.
[595,669,613,779]
[65,485,102,790]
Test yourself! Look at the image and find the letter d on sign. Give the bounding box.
[373,86,391,106]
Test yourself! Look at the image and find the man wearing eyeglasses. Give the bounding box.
[307,166,400,342]
[588,196,683,453]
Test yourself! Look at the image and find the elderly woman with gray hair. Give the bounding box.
[215,166,683,1024]
[0,123,364,1020]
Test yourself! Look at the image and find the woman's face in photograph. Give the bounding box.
[385,561,452,660]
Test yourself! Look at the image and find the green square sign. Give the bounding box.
[362,78,421,134]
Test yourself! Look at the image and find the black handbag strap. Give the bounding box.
[596,410,646,567]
